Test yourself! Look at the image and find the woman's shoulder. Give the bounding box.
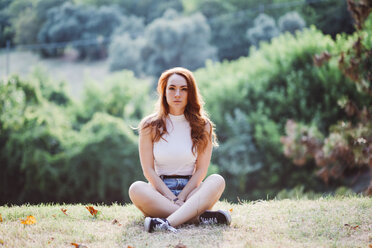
[204,119,212,134]
[140,113,159,126]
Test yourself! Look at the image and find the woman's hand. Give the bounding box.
[171,197,185,206]
[174,199,184,206]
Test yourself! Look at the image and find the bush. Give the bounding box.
[61,112,142,203]
[213,109,263,195]
[281,12,372,195]
[0,74,76,204]
[0,70,148,204]
[196,27,369,200]
[74,70,152,126]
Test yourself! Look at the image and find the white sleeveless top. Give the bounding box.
[153,114,197,176]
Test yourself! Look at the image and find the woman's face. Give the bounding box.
[165,74,188,115]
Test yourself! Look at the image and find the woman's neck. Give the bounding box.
[168,108,185,116]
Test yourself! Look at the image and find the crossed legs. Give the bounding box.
[128,174,225,227]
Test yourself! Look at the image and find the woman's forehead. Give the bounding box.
[167,74,187,86]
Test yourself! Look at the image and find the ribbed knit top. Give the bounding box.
[153,114,197,176]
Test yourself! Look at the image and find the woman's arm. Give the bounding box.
[139,126,178,201]
[176,123,213,202]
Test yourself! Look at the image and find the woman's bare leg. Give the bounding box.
[167,174,225,227]
[128,181,179,218]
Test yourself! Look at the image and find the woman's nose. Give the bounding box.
[175,89,180,96]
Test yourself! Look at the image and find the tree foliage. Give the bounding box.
[278,11,306,34]
[0,70,149,204]
[246,13,279,48]
[300,0,355,37]
[196,26,370,200]
[281,0,372,195]
[74,0,183,24]
[38,2,123,59]
[109,9,216,77]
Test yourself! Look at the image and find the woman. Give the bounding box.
[129,67,231,233]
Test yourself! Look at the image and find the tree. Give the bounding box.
[143,9,216,76]
[109,9,216,77]
[246,13,279,48]
[75,0,183,24]
[10,0,65,45]
[300,0,354,37]
[109,34,146,76]
[281,0,372,195]
[38,2,123,59]
[108,15,146,75]
[278,11,306,34]
[0,0,14,47]
[187,0,253,61]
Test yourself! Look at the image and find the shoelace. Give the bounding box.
[154,218,178,233]
[200,217,218,224]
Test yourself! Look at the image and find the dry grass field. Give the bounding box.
[0,50,111,98]
[0,196,371,248]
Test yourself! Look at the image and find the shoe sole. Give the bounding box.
[144,217,152,232]
[217,210,232,226]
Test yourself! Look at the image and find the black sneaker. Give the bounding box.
[199,210,231,225]
[144,217,178,233]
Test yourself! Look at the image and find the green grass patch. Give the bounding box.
[0,196,371,247]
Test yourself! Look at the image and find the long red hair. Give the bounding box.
[140,67,217,154]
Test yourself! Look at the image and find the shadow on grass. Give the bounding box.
[122,218,229,247]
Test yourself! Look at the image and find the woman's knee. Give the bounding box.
[128,181,147,199]
[207,174,226,191]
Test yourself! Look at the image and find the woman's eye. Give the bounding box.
[182,88,188,91]
[169,87,175,90]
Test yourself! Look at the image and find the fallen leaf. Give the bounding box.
[0,239,4,245]
[61,208,68,216]
[344,223,360,230]
[71,242,88,248]
[47,237,54,244]
[112,219,122,226]
[229,208,233,213]
[20,215,36,225]
[174,242,187,248]
[0,214,2,222]
[127,246,134,248]
[85,206,98,217]
[369,244,372,248]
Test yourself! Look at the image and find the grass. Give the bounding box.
[0,196,371,248]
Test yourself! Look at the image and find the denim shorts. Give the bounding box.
[162,177,190,196]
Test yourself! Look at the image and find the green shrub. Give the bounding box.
[0,71,147,204]
[61,112,142,203]
[74,70,152,126]
[196,27,371,200]
[0,74,76,204]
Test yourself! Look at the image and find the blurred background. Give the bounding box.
[0,0,371,205]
